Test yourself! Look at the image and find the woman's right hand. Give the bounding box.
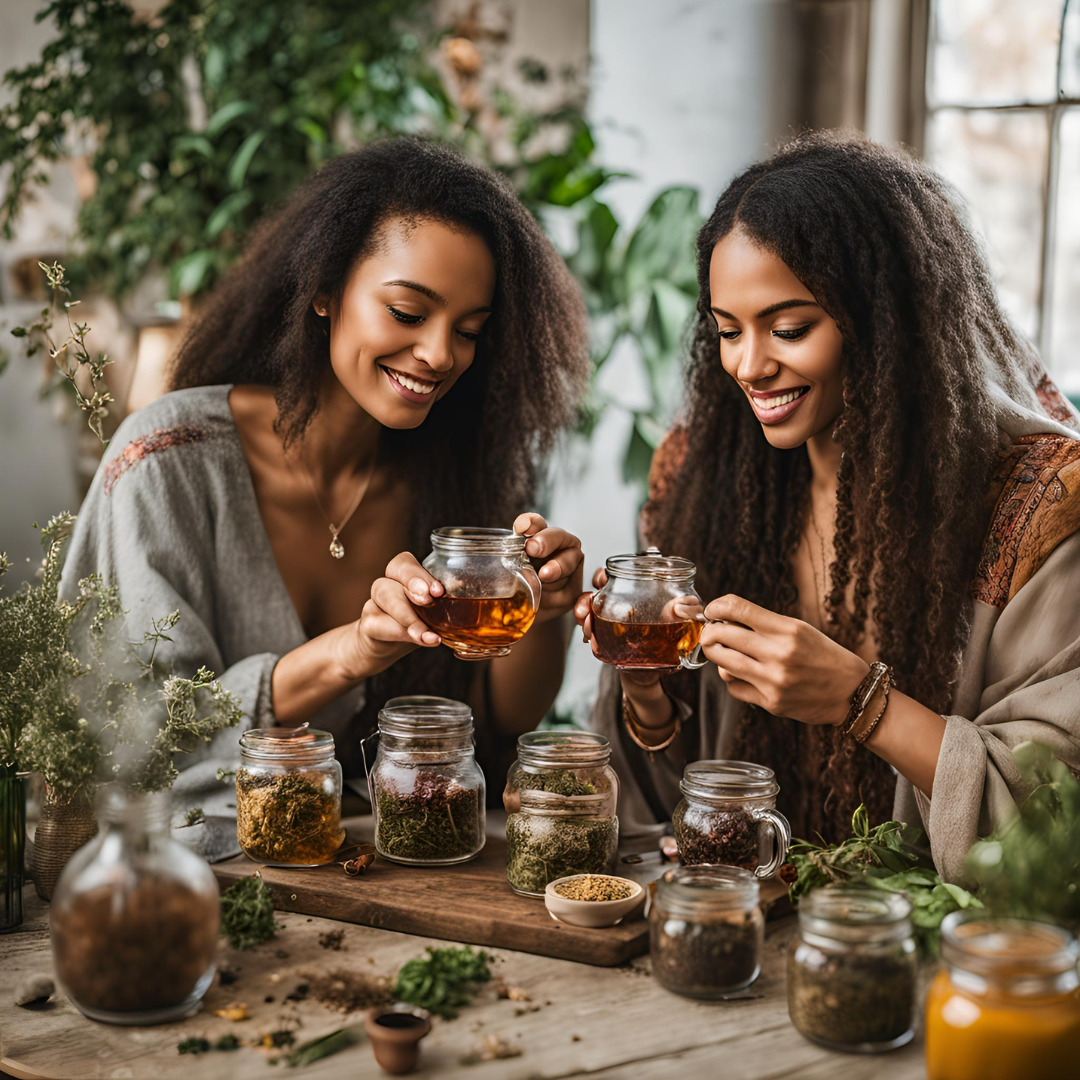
[342,552,446,680]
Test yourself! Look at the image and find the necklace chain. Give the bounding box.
[290,444,377,560]
[807,502,831,628]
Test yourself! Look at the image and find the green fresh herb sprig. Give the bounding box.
[285,1024,363,1068]
[788,805,980,956]
[177,1035,239,1055]
[220,873,277,951]
[393,945,492,1020]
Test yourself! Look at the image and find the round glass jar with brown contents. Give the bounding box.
[50,786,220,1025]
[236,727,345,867]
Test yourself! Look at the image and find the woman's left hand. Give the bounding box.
[700,595,870,726]
[514,512,584,625]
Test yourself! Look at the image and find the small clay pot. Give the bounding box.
[365,1004,432,1075]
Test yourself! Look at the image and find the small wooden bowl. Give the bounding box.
[544,875,646,928]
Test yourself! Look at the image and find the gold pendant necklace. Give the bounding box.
[292,444,377,560]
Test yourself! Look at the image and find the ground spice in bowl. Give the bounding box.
[236,769,344,866]
[553,876,633,902]
[374,770,482,864]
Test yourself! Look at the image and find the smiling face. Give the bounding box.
[708,227,845,451]
[322,217,496,429]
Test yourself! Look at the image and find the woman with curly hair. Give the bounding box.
[62,138,589,842]
[578,132,1080,879]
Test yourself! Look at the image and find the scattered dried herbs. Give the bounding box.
[236,769,343,865]
[220,873,277,951]
[505,813,617,896]
[672,805,759,868]
[461,1035,522,1064]
[307,969,392,1014]
[393,946,492,1020]
[375,770,481,863]
[651,910,762,997]
[553,876,631,902]
[177,1035,241,1055]
[787,946,916,1047]
[318,928,345,951]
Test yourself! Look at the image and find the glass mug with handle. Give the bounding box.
[588,551,709,672]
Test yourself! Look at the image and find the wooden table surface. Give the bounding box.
[0,884,927,1080]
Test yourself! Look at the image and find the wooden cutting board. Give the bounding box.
[212,822,650,967]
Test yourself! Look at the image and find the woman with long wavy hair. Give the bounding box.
[578,132,1080,879]
[62,138,589,843]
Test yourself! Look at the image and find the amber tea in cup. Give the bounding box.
[419,528,541,660]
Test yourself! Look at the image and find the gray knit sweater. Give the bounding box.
[60,385,366,859]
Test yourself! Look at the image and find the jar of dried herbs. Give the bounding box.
[236,728,345,867]
[370,696,485,865]
[788,887,917,1053]
[649,865,764,998]
[504,731,618,898]
[672,759,790,877]
[50,785,219,1025]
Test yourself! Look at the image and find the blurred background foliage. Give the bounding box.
[0,0,699,486]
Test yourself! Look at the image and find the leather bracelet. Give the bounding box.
[622,691,681,753]
[841,660,892,736]
[853,668,893,744]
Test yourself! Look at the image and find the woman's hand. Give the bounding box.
[344,552,445,679]
[514,512,584,625]
[700,595,869,725]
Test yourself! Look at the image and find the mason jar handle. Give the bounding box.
[681,615,710,670]
[750,806,791,879]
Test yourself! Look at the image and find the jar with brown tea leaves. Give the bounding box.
[236,727,345,867]
[672,759,790,877]
[50,785,219,1024]
[649,864,764,998]
[788,887,917,1053]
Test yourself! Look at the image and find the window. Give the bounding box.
[925,0,1080,394]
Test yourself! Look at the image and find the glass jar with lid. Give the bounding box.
[926,913,1080,1080]
[589,553,707,671]
[787,886,917,1053]
[50,785,219,1025]
[672,760,791,876]
[418,527,541,660]
[370,696,486,865]
[504,731,619,897]
[650,864,764,998]
[236,726,345,867]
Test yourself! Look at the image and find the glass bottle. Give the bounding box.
[370,696,486,865]
[589,553,707,670]
[787,887,917,1053]
[236,727,344,867]
[418,527,541,659]
[504,731,619,897]
[926,912,1080,1080]
[672,760,791,876]
[650,864,764,998]
[50,785,219,1025]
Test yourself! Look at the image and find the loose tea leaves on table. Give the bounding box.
[308,968,392,1014]
[506,814,618,896]
[220,873,277,951]
[236,769,343,865]
[393,945,492,1020]
[672,805,759,869]
[375,770,481,862]
[553,876,632,902]
[651,910,761,997]
[787,947,916,1047]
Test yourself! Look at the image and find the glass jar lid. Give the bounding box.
[941,912,1079,992]
[657,864,760,915]
[516,730,611,768]
[378,696,474,739]
[605,553,696,582]
[239,727,336,763]
[430,527,526,556]
[798,886,912,945]
[679,759,779,804]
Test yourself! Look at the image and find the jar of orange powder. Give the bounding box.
[926,912,1080,1080]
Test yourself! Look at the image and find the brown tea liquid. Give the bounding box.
[420,590,537,657]
[591,613,702,669]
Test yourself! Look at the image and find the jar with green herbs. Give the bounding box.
[50,786,219,1025]
[672,759,790,876]
[370,696,485,865]
[504,731,618,898]
[788,887,917,1053]
[236,728,345,867]
[650,864,764,998]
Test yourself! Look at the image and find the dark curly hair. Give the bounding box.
[650,131,1036,842]
[170,137,589,774]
